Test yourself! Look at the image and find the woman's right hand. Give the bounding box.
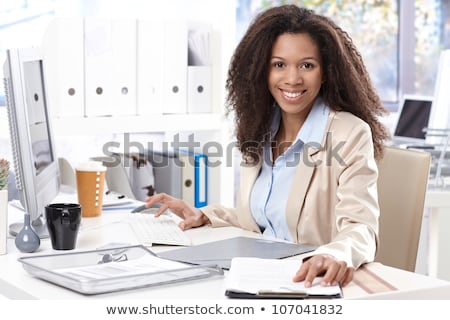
[145,193,210,230]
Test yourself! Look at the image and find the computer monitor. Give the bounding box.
[392,94,433,146]
[3,47,60,238]
[428,49,450,132]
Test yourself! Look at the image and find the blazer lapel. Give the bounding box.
[286,110,336,242]
[237,160,262,231]
[286,145,321,242]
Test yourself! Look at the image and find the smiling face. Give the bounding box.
[268,32,323,120]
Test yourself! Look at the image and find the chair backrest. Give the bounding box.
[375,146,431,272]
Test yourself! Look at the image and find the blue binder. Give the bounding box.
[145,149,208,208]
[193,153,207,207]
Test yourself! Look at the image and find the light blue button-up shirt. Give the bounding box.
[250,98,330,241]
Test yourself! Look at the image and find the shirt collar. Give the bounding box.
[270,97,330,146]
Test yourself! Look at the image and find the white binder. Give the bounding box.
[42,18,84,118]
[180,153,195,206]
[136,19,164,115]
[187,66,212,113]
[162,20,188,114]
[84,18,137,117]
[187,26,212,113]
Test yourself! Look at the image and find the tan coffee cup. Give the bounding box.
[75,161,107,217]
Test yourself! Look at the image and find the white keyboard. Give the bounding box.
[127,213,191,247]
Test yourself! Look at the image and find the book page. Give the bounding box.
[226,257,341,296]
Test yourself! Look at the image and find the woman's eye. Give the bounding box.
[300,62,313,69]
[273,61,284,68]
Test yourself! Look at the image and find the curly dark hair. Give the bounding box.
[226,5,390,160]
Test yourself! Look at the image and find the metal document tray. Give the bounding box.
[18,245,223,295]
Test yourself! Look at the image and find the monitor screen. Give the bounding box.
[428,49,450,131]
[394,96,433,140]
[3,47,60,239]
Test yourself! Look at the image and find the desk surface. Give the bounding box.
[425,188,450,207]
[2,207,450,300]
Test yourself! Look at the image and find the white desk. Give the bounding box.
[425,188,450,280]
[1,207,450,300]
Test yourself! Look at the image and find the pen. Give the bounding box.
[257,290,308,298]
[105,190,126,199]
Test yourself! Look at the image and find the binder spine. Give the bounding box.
[194,154,207,208]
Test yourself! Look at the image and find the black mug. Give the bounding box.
[45,203,82,250]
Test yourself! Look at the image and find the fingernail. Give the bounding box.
[304,281,311,288]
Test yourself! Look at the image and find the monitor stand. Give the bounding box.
[9,215,49,239]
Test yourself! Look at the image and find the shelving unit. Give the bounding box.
[51,113,225,136]
[1,1,238,208]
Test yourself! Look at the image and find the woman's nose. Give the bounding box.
[285,66,302,85]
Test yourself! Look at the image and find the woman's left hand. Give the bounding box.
[292,254,354,288]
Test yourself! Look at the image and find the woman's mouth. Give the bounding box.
[281,90,305,99]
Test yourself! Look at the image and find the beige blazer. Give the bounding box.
[201,110,379,268]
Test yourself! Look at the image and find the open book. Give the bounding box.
[225,257,342,299]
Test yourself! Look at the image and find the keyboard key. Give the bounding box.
[127,214,191,246]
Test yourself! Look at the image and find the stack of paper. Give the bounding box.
[225,257,342,299]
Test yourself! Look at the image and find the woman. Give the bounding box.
[146,5,390,288]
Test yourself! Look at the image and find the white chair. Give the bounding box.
[375,146,431,272]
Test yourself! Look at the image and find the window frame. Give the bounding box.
[396,0,416,111]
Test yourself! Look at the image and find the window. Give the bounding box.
[236,0,450,111]
[414,0,450,96]
[0,0,56,106]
